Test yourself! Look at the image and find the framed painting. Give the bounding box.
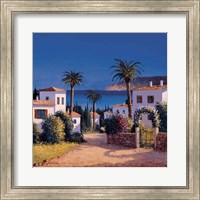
[0,0,199,199]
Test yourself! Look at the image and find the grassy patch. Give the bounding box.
[33,142,79,164]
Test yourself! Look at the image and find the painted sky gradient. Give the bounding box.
[33,33,167,90]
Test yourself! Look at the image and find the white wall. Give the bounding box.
[132,89,166,112]
[33,105,54,132]
[132,89,167,127]
[40,91,56,102]
[72,116,81,133]
[140,115,152,128]
[91,116,100,126]
[55,93,66,112]
[40,91,66,112]
[162,89,168,102]
[113,107,128,117]
[104,113,112,119]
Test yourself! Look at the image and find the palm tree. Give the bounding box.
[111,58,143,119]
[87,90,102,131]
[62,71,84,115]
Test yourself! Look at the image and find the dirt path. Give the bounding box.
[42,134,167,167]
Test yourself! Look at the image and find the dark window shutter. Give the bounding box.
[35,109,38,118]
[45,109,48,117]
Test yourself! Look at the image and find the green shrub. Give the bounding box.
[33,122,40,144]
[100,117,105,127]
[95,124,100,132]
[105,116,117,134]
[81,124,92,133]
[82,106,92,131]
[128,118,134,133]
[40,115,65,144]
[105,115,129,134]
[156,102,167,132]
[68,132,85,143]
[55,111,74,141]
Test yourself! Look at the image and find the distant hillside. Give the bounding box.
[105,76,167,90]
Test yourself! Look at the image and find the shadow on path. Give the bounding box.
[40,133,167,167]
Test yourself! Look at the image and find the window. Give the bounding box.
[57,97,60,104]
[147,96,154,103]
[34,109,47,119]
[62,97,64,105]
[45,96,49,100]
[123,110,125,114]
[116,110,119,114]
[73,119,77,124]
[137,96,142,103]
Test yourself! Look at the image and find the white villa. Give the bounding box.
[33,80,167,133]
[104,104,128,119]
[103,80,167,128]
[112,104,128,117]
[90,112,100,126]
[33,86,81,133]
[132,80,167,127]
[104,111,113,119]
[71,112,81,132]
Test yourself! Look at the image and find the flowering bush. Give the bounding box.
[133,106,160,128]
[40,115,65,144]
[54,111,74,141]
[105,115,129,134]
[115,115,129,133]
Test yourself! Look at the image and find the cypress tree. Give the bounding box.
[33,86,39,100]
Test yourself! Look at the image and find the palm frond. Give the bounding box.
[61,70,84,87]
[112,73,125,81]
[87,90,102,103]
[110,58,144,86]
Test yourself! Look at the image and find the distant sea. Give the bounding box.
[66,90,127,109]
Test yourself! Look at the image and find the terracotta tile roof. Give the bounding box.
[133,85,167,91]
[33,100,55,106]
[104,111,113,114]
[71,111,81,117]
[40,86,65,92]
[112,104,128,108]
[90,112,100,117]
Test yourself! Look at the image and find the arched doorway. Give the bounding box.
[133,106,160,149]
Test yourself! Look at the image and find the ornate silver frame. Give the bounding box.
[1,0,199,199]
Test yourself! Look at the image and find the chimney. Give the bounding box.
[149,81,153,87]
[160,80,164,86]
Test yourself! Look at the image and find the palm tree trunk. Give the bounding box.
[70,85,74,115]
[125,81,133,119]
[93,102,96,131]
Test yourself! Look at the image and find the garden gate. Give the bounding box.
[133,106,160,149]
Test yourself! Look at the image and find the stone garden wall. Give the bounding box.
[107,132,167,151]
[107,133,136,148]
[156,132,167,152]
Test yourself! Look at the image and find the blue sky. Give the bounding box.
[33,33,167,90]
